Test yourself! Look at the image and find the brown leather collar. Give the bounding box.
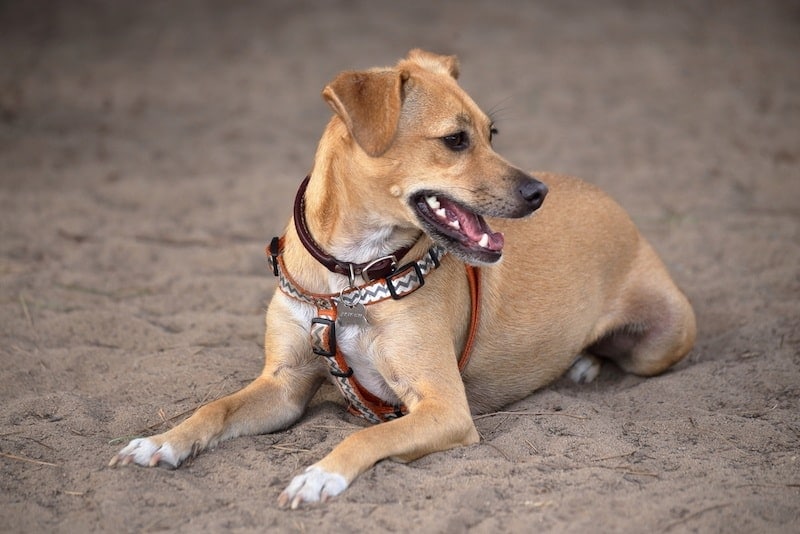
[293,176,418,282]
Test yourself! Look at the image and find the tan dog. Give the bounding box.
[110,50,696,508]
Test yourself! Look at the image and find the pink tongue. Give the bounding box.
[441,198,504,251]
[486,231,504,250]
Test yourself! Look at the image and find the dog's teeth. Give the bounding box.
[436,208,447,219]
[448,220,461,230]
[478,233,490,248]
[426,196,440,210]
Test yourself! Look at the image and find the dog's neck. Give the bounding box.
[294,174,423,282]
[283,118,425,285]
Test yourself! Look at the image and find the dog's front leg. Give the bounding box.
[110,371,323,468]
[278,366,479,508]
[110,297,325,469]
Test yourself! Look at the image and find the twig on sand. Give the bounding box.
[523,438,539,454]
[736,482,800,489]
[589,449,658,477]
[152,406,194,429]
[591,449,638,462]
[485,442,512,461]
[0,451,58,467]
[474,427,513,461]
[19,293,42,347]
[601,465,659,477]
[661,503,732,532]
[473,410,588,421]
[307,424,352,431]
[19,294,35,330]
[270,444,311,453]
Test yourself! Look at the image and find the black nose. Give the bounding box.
[518,177,548,211]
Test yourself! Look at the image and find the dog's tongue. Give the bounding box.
[438,197,504,251]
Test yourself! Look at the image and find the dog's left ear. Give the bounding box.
[322,70,407,157]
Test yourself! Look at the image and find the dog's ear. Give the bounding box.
[322,70,406,157]
[405,49,459,79]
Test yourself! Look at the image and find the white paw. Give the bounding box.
[278,465,348,509]
[109,437,181,468]
[568,354,601,384]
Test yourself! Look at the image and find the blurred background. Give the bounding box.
[1,1,798,532]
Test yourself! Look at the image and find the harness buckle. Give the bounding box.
[268,236,281,277]
[361,255,398,283]
[310,317,336,357]
[330,367,354,378]
[386,261,425,300]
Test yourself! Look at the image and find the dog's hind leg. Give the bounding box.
[568,354,602,384]
[589,240,696,377]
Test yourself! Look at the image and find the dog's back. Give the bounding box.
[461,172,695,413]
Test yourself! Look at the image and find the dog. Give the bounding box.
[110,49,696,509]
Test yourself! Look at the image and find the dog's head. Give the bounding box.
[321,49,547,265]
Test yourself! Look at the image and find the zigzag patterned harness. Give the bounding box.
[266,178,481,423]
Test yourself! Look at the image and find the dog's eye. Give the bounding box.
[489,126,498,143]
[442,131,470,151]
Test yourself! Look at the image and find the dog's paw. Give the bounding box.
[277,465,348,509]
[108,437,182,468]
[568,354,601,384]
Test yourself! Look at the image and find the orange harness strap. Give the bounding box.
[459,264,481,372]
[314,264,481,423]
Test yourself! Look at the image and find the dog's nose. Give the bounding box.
[518,178,548,211]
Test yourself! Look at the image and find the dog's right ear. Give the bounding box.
[322,70,407,157]
[405,49,459,79]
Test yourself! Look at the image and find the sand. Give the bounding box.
[1,1,798,532]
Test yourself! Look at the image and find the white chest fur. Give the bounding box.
[335,322,399,404]
[282,293,398,404]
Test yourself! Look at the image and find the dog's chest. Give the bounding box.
[284,296,398,404]
[335,324,399,403]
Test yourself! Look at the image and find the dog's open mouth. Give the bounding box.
[412,192,504,264]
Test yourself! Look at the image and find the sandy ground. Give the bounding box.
[1,1,798,532]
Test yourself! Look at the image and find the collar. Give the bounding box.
[293,176,419,282]
[268,236,445,309]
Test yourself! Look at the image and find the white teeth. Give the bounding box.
[478,233,490,248]
[427,197,460,231]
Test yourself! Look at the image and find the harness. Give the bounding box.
[267,237,481,424]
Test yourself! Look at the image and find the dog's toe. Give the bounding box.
[109,437,180,468]
[568,354,601,384]
[278,465,348,509]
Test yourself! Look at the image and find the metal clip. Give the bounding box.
[361,255,398,283]
[338,286,362,308]
[347,263,357,289]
